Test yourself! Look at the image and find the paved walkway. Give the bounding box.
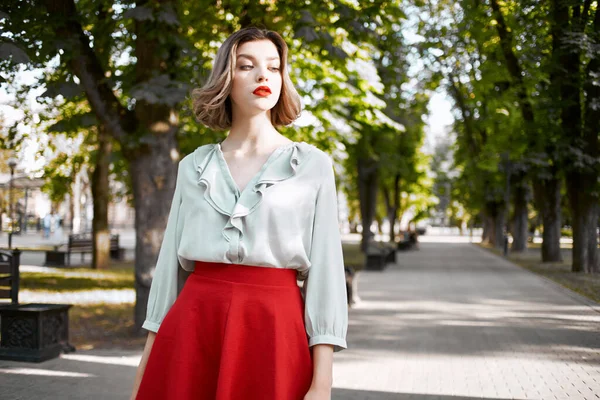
[1,242,599,399]
[334,242,600,399]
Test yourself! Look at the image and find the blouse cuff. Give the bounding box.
[141,320,160,333]
[308,334,347,352]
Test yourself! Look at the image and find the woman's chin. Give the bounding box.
[246,104,277,115]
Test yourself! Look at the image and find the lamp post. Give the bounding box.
[7,157,17,249]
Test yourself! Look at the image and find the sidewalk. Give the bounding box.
[1,241,599,399]
[332,241,600,399]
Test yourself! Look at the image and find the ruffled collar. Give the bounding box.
[192,141,314,261]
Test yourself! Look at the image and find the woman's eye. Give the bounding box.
[270,67,280,72]
[240,65,253,70]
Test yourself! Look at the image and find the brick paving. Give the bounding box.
[0,241,599,399]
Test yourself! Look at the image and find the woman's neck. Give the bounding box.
[225,112,285,152]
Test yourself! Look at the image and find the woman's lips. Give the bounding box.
[253,86,271,97]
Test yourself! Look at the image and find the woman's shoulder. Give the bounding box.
[177,141,331,173]
[178,143,217,169]
[299,143,333,170]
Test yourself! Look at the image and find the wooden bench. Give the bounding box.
[45,233,125,267]
[0,249,75,362]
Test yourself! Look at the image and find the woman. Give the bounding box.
[131,27,348,400]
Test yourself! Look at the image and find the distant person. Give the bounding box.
[51,212,63,241]
[43,213,52,239]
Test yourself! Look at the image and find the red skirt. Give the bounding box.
[136,261,313,400]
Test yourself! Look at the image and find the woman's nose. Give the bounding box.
[256,67,268,82]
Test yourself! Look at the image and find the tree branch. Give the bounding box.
[583,5,600,156]
[489,0,535,126]
[42,0,136,148]
[581,0,592,27]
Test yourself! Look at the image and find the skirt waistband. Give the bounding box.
[193,261,298,287]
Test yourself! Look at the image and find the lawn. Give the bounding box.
[342,242,365,271]
[20,263,134,292]
[69,303,146,350]
[18,246,368,350]
[18,261,142,350]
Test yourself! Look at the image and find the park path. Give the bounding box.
[333,242,600,399]
[1,241,599,399]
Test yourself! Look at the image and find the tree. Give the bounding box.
[551,0,600,273]
[2,0,425,330]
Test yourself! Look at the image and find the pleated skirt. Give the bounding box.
[136,260,314,400]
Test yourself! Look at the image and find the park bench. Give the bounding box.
[364,241,397,271]
[0,249,75,362]
[45,233,125,267]
[396,231,419,251]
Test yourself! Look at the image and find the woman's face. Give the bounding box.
[229,39,283,118]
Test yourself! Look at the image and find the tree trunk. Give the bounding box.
[72,170,82,233]
[388,210,396,243]
[570,6,600,274]
[511,181,529,252]
[358,157,378,251]
[91,125,112,270]
[131,0,182,330]
[382,177,400,244]
[532,177,562,262]
[43,0,182,332]
[131,139,179,330]
[484,202,504,248]
[481,211,490,244]
[566,172,599,273]
[493,209,504,250]
[68,191,75,233]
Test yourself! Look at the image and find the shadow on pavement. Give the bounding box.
[333,388,511,399]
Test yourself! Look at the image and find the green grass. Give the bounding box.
[12,261,144,350]
[526,242,573,249]
[526,241,600,250]
[479,243,600,304]
[69,303,146,350]
[342,242,365,271]
[20,261,135,292]
[19,249,371,350]
[0,246,57,252]
[19,247,368,292]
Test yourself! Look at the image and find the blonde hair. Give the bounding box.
[192,27,302,131]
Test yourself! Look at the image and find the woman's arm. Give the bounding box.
[129,331,157,400]
[304,344,334,399]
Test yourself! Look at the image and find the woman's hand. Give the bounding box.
[130,331,157,399]
[304,384,331,400]
[305,344,334,400]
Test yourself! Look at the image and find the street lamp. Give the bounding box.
[7,157,17,249]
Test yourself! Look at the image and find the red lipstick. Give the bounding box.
[253,86,271,97]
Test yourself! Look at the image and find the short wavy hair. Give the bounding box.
[192,27,302,131]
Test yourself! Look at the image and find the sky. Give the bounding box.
[423,91,454,154]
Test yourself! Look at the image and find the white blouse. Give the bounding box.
[142,141,348,352]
